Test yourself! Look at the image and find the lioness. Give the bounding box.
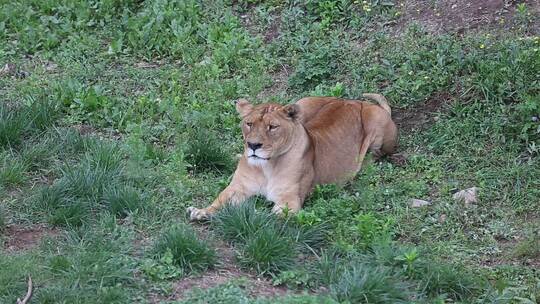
[187,94,397,221]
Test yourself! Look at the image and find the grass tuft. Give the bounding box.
[185,128,233,173]
[57,163,119,202]
[48,201,89,228]
[60,129,96,155]
[102,185,145,217]
[513,229,540,260]
[330,263,412,303]
[213,203,327,276]
[0,154,28,187]
[238,228,297,276]
[316,249,349,286]
[153,225,216,274]
[84,141,123,173]
[413,261,482,301]
[0,206,6,232]
[286,221,327,253]
[37,185,89,227]
[0,104,27,148]
[212,202,277,243]
[26,99,61,131]
[20,135,59,170]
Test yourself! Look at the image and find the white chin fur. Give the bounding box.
[247,157,268,166]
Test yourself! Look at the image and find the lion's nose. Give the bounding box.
[248,142,262,151]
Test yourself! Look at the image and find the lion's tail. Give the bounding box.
[362,93,391,117]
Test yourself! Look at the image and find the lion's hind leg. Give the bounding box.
[356,134,376,172]
[381,120,398,156]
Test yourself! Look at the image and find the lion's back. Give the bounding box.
[296,97,366,184]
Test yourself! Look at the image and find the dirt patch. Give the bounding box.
[0,63,30,79]
[235,2,282,44]
[393,91,452,133]
[256,65,291,102]
[234,5,289,103]
[2,224,59,252]
[149,225,291,303]
[73,123,122,141]
[395,0,540,34]
[480,238,540,269]
[169,267,289,301]
[74,124,97,136]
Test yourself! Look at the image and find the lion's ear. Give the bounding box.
[235,98,253,117]
[282,104,301,121]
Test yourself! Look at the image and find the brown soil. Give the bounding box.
[395,0,540,34]
[73,123,122,141]
[393,91,453,133]
[256,65,291,102]
[480,238,540,269]
[2,224,59,252]
[149,225,291,303]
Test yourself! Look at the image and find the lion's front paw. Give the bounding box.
[271,205,285,216]
[187,207,212,221]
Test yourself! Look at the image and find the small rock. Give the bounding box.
[16,70,30,79]
[453,187,479,205]
[0,63,16,77]
[45,62,58,72]
[438,213,447,223]
[532,116,539,122]
[135,61,159,69]
[410,199,432,208]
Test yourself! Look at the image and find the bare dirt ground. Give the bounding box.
[2,224,59,253]
[481,238,540,269]
[395,0,540,34]
[393,91,453,133]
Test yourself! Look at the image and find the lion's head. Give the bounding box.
[235,99,302,166]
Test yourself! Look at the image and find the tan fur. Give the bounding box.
[187,94,398,220]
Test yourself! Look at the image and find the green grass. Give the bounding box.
[178,282,339,304]
[0,99,61,149]
[513,230,540,260]
[1,0,539,302]
[212,204,292,276]
[26,98,62,131]
[102,185,145,217]
[212,203,326,276]
[0,153,28,187]
[0,206,5,231]
[177,282,250,304]
[0,217,137,303]
[238,228,297,276]
[413,261,481,301]
[31,138,139,227]
[20,135,59,170]
[0,104,27,148]
[330,263,412,303]
[152,225,216,274]
[184,127,234,173]
[211,202,278,243]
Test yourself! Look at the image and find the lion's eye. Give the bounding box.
[246,122,253,127]
[268,125,279,131]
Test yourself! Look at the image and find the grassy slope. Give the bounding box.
[1,0,539,303]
